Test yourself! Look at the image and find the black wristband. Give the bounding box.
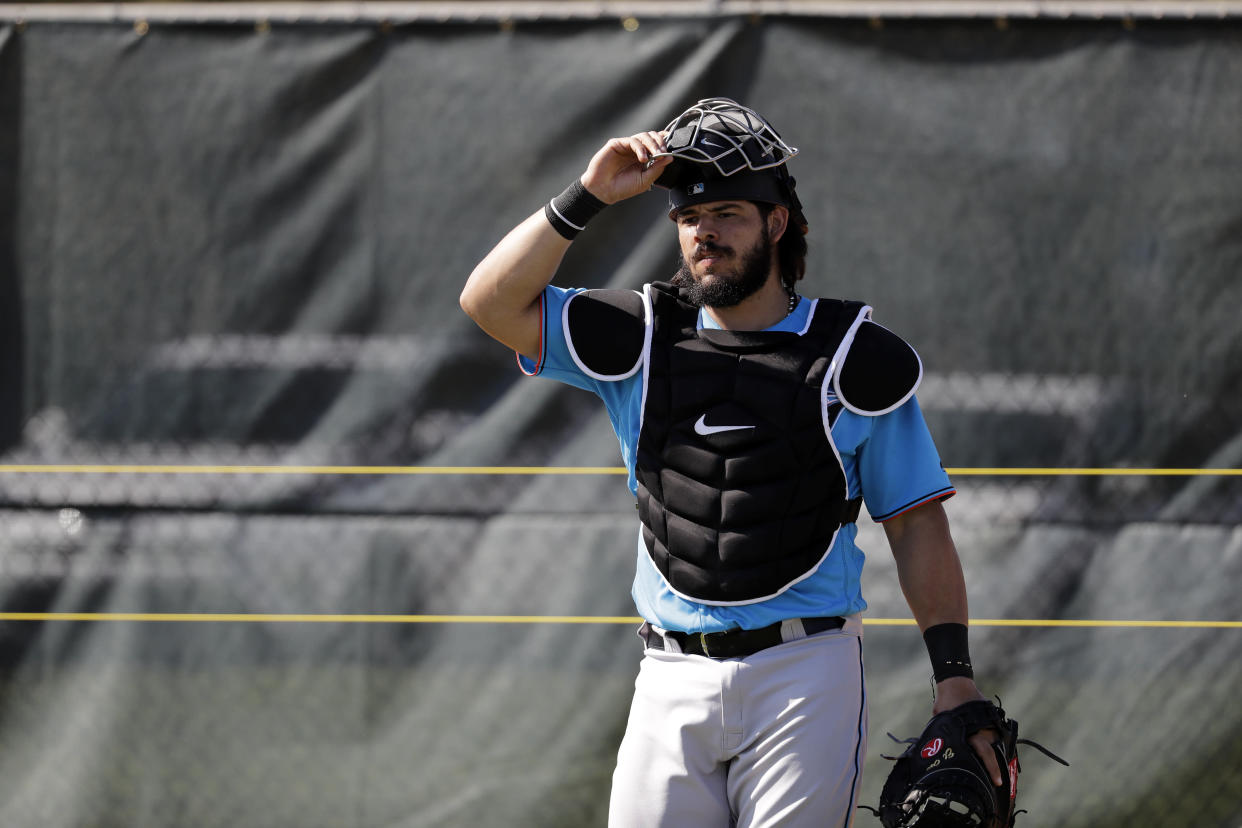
[923,622,974,682]
[544,178,607,240]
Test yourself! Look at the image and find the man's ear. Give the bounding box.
[766,204,790,243]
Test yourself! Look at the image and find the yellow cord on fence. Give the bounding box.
[0,613,1238,629]
[0,465,630,475]
[0,464,1240,476]
[0,466,1235,630]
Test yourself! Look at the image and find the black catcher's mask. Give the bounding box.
[653,97,807,233]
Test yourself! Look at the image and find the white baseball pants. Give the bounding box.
[608,616,868,828]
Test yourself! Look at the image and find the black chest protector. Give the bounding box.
[635,282,869,605]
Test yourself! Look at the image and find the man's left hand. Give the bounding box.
[931,676,1003,786]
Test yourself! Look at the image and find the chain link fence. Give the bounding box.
[2,10,1241,828]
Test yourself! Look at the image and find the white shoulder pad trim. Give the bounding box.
[561,289,648,382]
[822,305,872,422]
[636,284,657,437]
[796,297,819,336]
[831,315,923,417]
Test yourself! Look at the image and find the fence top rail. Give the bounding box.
[2,0,1241,22]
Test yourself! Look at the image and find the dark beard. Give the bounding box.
[671,233,773,309]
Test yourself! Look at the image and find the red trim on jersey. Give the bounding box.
[873,488,956,523]
[516,292,547,376]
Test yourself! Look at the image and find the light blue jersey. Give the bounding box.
[519,284,954,633]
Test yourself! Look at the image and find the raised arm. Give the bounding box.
[459,131,671,358]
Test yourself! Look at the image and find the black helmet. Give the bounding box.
[653,97,806,229]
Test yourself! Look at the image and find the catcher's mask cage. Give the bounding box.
[653,97,807,229]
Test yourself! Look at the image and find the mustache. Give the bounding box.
[693,242,733,261]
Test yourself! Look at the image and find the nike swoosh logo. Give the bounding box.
[694,415,755,436]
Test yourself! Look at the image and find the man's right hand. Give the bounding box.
[581,131,673,204]
[462,131,672,359]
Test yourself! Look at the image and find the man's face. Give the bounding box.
[671,200,774,309]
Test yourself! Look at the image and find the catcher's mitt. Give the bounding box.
[865,699,1068,828]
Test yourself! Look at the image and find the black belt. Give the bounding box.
[645,616,846,660]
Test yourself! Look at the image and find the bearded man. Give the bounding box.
[460,98,997,828]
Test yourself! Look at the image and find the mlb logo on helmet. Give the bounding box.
[688,183,705,195]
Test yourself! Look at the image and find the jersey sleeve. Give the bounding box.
[517,285,646,388]
[515,285,647,494]
[855,395,955,522]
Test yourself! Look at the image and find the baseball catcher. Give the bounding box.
[865,699,1069,827]
[464,96,1025,826]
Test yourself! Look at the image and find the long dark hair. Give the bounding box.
[756,202,808,295]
